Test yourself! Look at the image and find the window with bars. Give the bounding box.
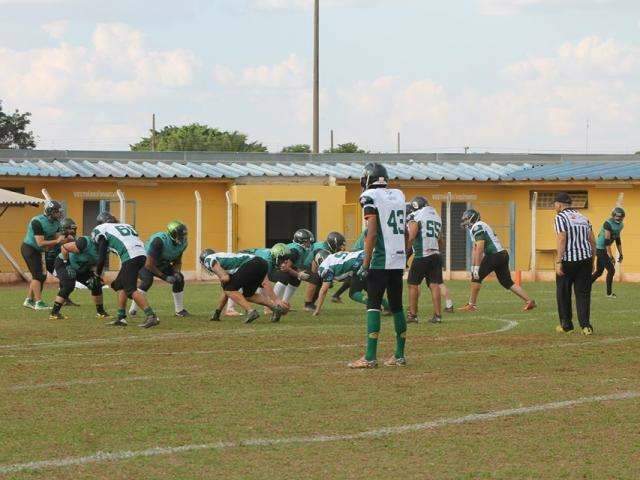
[530,191,588,209]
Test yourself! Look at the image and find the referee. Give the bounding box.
[553,192,596,335]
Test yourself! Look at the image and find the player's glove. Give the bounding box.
[164,275,177,284]
[471,265,480,281]
[356,264,369,281]
[618,254,623,263]
[297,271,311,281]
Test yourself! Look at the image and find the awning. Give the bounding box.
[0,188,45,206]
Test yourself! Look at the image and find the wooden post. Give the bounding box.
[530,191,538,281]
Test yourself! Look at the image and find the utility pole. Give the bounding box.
[330,129,334,152]
[464,146,469,154]
[585,119,590,154]
[312,0,319,154]
[397,132,401,153]
[151,113,156,152]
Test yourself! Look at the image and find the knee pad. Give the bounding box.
[57,281,75,300]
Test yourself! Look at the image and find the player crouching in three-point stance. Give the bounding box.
[92,212,159,328]
[591,207,625,298]
[50,233,110,320]
[349,163,408,369]
[201,244,290,324]
[312,249,391,316]
[406,196,445,324]
[130,221,190,318]
[458,209,536,312]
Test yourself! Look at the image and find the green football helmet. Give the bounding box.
[96,211,117,224]
[199,248,215,266]
[611,207,625,223]
[168,220,188,243]
[271,243,291,266]
[44,200,64,220]
[360,162,389,190]
[461,209,480,229]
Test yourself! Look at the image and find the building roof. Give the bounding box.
[0,150,639,182]
[0,188,44,206]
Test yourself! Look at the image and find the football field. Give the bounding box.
[1,280,639,479]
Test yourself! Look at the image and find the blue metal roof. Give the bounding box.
[0,158,530,181]
[1,151,639,181]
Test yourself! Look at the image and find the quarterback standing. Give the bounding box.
[349,163,408,369]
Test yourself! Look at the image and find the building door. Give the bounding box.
[82,200,103,235]
[441,202,468,270]
[265,201,317,247]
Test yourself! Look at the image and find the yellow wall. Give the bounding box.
[231,184,346,250]
[2,177,637,275]
[0,178,231,273]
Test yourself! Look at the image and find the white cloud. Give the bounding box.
[41,19,69,40]
[0,22,199,105]
[332,35,640,151]
[213,54,306,88]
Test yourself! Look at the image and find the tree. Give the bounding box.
[281,144,311,153]
[0,101,36,149]
[323,142,365,153]
[130,124,267,152]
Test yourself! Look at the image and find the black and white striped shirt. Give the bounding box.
[554,209,593,261]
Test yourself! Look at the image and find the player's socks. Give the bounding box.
[392,310,407,359]
[143,307,155,317]
[96,304,107,315]
[172,291,184,313]
[365,309,381,361]
[51,301,63,315]
[117,308,126,320]
[273,282,286,299]
[445,299,453,309]
[283,285,297,302]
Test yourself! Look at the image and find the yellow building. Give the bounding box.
[1,150,638,282]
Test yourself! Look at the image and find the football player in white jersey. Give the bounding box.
[92,212,159,328]
[459,209,536,312]
[406,196,446,324]
[348,163,408,369]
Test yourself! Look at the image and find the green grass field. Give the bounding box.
[1,280,639,479]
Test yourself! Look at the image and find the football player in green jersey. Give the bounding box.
[201,244,290,324]
[591,207,625,297]
[271,229,314,304]
[49,235,110,320]
[46,217,81,307]
[349,163,408,369]
[21,200,70,310]
[459,209,535,312]
[129,221,190,317]
[302,231,347,311]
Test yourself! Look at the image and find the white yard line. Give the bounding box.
[0,390,637,475]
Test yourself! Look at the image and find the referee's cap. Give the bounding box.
[554,192,572,204]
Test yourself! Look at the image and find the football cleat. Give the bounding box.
[270,305,286,323]
[96,312,111,319]
[139,315,160,329]
[383,356,407,367]
[210,309,222,322]
[444,305,455,313]
[244,309,260,324]
[582,326,594,336]
[33,300,51,310]
[22,298,35,309]
[175,309,190,317]
[330,296,343,304]
[555,325,573,333]
[304,302,316,312]
[348,357,378,369]
[407,313,418,323]
[108,318,128,327]
[523,300,537,311]
[457,303,478,312]
[49,312,68,320]
[428,315,442,324]
[606,293,617,299]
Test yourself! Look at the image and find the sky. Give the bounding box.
[0,0,639,153]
